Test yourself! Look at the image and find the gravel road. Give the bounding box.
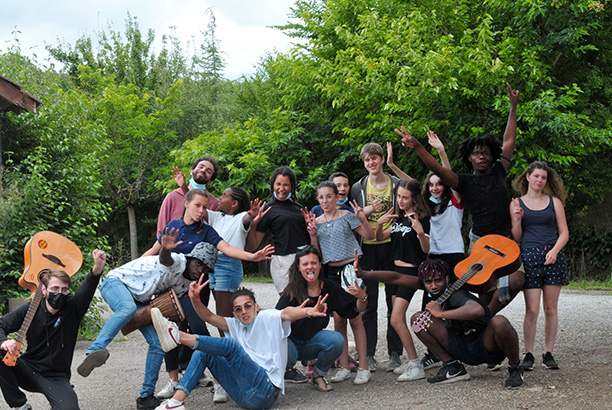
[23,283,612,410]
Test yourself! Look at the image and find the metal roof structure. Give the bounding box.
[0,75,42,114]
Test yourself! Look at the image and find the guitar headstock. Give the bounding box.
[411,311,432,333]
[2,342,22,367]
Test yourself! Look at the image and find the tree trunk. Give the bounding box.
[127,203,139,260]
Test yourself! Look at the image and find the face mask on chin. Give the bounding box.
[189,177,208,191]
[273,191,292,201]
[46,292,69,310]
[336,197,349,205]
[429,195,442,204]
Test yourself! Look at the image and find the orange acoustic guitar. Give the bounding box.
[2,231,83,366]
[411,234,520,333]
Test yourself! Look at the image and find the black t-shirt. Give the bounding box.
[390,214,430,265]
[256,199,309,255]
[276,279,358,341]
[442,289,492,340]
[457,161,511,237]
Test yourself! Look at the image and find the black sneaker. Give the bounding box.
[284,367,308,383]
[505,363,524,388]
[487,362,504,371]
[427,361,470,384]
[542,352,559,369]
[136,394,161,410]
[421,352,442,370]
[521,352,535,371]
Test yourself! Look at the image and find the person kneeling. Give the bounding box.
[411,259,524,388]
[151,277,328,410]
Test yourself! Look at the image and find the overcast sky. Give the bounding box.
[0,0,300,79]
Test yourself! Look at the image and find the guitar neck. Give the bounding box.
[434,266,478,305]
[15,287,44,344]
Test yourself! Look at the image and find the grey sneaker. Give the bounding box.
[393,361,410,375]
[366,355,377,372]
[156,378,179,399]
[397,363,426,382]
[212,382,228,403]
[387,352,401,372]
[77,348,110,377]
[330,367,351,383]
[353,368,371,385]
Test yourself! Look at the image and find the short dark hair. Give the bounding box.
[418,258,452,282]
[192,157,219,182]
[458,134,502,171]
[231,287,257,305]
[317,180,338,195]
[226,187,251,214]
[329,172,348,181]
[39,269,71,287]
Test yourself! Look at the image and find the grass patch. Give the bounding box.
[567,277,612,291]
[243,274,274,283]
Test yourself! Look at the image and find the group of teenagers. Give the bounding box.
[0,82,571,410]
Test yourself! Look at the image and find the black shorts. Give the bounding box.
[446,328,506,366]
[394,265,418,302]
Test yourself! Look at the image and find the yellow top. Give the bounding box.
[363,175,393,245]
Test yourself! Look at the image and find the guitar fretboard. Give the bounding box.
[16,286,44,344]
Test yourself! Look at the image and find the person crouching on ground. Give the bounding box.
[151,279,328,410]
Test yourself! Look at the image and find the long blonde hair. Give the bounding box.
[512,161,566,204]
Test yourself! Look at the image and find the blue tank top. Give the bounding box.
[519,196,558,248]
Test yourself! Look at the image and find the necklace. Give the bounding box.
[323,209,338,227]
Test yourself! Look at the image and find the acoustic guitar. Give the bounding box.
[411,234,520,333]
[2,231,83,366]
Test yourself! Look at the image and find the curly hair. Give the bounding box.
[422,172,453,215]
[417,258,452,282]
[191,156,219,182]
[458,134,502,171]
[282,245,322,303]
[395,179,430,219]
[226,186,251,214]
[512,161,566,203]
[269,166,298,201]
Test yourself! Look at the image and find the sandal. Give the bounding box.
[310,374,333,392]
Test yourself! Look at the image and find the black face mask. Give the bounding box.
[46,292,69,310]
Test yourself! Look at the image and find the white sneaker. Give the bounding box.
[151,307,180,352]
[330,367,351,383]
[199,372,213,387]
[397,364,426,382]
[156,378,179,399]
[353,368,371,385]
[213,382,228,403]
[155,399,185,410]
[393,361,410,375]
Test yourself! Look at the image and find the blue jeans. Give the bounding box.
[87,277,164,397]
[287,330,344,376]
[178,336,279,409]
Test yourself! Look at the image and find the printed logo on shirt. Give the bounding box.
[391,222,412,237]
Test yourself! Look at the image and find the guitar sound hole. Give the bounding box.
[470,263,484,272]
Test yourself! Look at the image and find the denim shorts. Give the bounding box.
[209,253,243,292]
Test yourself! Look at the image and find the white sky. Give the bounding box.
[0,0,300,79]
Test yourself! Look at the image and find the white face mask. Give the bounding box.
[189,177,207,191]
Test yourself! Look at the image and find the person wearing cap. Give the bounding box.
[77,229,219,410]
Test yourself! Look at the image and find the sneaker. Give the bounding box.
[330,367,351,383]
[542,352,559,369]
[521,352,535,371]
[397,364,426,382]
[155,399,185,410]
[421,352,442,370]
[387,352,401,372]
[137,394,162,410]
[393,361,410,375]
[505,363,524,388]
[366,355,377,372]
[151,307,180,352]
[427,361,470,384]
[284,367,308,383]
[487,362,504,371]
[353,368,371,385]
[77,348,110,377]
[199,373,213,387]
[213,382,228,403]
[156,378,179,399]
[12,404,32,410]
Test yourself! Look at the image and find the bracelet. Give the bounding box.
[440,155,447,160]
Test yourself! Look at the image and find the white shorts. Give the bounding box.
[270,253,296,294]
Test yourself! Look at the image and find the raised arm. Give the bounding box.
[510,198,524,242]
[349,201,375,240]
[217,240,275,262]
[173,166,189,195]
[281,294,329,321]
[159,228,184,266]
[245,203,270,251]
[386,141,411,180]
[427,131,461,202]
[395,126,460,189]
[375,209,396,241]
[500,83,520,171]
[189,276,229,331]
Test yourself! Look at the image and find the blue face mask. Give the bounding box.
[273,191,292,201]
[429,195,442,204]
[239,319,255,329]
[336,197,349,205]
[189,177,207,191]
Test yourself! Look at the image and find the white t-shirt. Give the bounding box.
[429,196,465,255]
[105,254,189,303]
[207,210,250,253]
[225,309,291,394]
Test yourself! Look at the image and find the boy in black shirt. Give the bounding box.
[355,256,524,388]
